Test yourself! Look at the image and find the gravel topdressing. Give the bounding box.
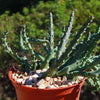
[11,69,84,89]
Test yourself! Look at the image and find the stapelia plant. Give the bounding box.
[2,11,100,80]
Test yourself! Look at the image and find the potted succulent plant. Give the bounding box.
[2,11,100,100]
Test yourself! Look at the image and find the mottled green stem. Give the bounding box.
[48,12,54,50]
[19,31,28,53]
[43,16,94,77]
[56,11,74,59]
[41,12,55,69]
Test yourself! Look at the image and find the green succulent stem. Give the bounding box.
[43,15,94,78]
[56,11,74,59]
[48,12,54,50]
[2,12,100,79]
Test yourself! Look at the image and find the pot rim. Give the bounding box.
[8,70,86,91]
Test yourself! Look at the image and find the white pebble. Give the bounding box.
[42,68,48,72]
[12,74,17,81]
[15,73,19,77]
[77,76,84,81]
[33,74,39,78]
[12,74,15,79]
[16,78,23,84]
[22,80,25,84]
[37,79,46,86]
[36,70,41,73]
[14,76,17,81]
[72,81,76,84]
[38,84,46,89]
[68,82,72,86]
[25,85,32,87]
[62,76,67,81]
[60,85,68,87]
[48,85,56,89]
[75,81,78,84]
[45,77,51,82]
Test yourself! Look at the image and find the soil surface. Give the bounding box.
[11,69,84,89]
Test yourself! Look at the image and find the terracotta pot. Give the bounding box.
[8,71,85,100]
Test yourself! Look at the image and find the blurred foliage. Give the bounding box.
[0,0,53,14]
[0,0,100,100]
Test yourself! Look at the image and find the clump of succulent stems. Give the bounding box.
[2,11,100,79]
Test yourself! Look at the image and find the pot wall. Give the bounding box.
[8,71,85,100]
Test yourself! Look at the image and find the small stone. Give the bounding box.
[42,68,48,72]
[28,85,32,87]
[14,76,17,81]
[16,78,23,84]
[12,74,15,79]
[37,79,46,86]
[72,81,76,84]
[37,81,49,89]
[53,78,58,82]
[22,80,25,84]
[33,74,39,78]
[48,78,53,85]
[15,73,19,77]
[45,82,50,87]
[60,85,68,87]
[12,74,17,81]
[47,85,55,89]
[38,84,46,89]
[55,81,62,86]
[57,77,61,81]
[45,77,51,82]
[75,81,78,84]
[24,72,27,76]
[62,76,67,81]
[77,76,84,81]
[54,84,59,88]
[37,80,51,89]
[68,82,72,86]
[25,85,32,87]
[36,70,41,74]
[62,76,67,85]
